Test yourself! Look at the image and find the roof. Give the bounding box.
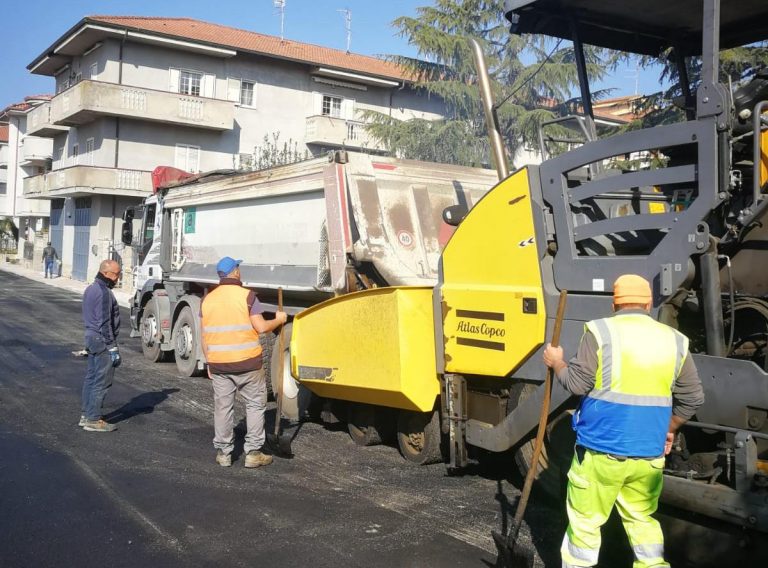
[504,0,768,56]
[30,15,410,82]
[0,125,8,143]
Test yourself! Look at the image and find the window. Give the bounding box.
[85,138,95,165]
[240,80,255,106]
[71,143,79,166]
[90,63,98,80]
[179,71,202,96]
[143,204,156,244]
[322,95,342,118]
[175,144,200,173]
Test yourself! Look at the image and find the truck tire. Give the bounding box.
[140,300,169,362]
[510,383,574,500]
[347,403,383,446]
[396,409,443,465]
[172,306,202,377]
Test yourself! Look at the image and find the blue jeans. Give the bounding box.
[44,259,55,278]
[81,334,115,420]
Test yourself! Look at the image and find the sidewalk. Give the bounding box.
[0,261,133,308]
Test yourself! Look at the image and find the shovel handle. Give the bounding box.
[512,290,568,531]
[273,288,286,437]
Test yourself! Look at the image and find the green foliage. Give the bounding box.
[251,133,310,171]
[365,0,613,167]
[635,43,768,127]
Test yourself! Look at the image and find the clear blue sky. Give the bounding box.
[0,0,661,109]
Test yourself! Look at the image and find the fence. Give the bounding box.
[0,236,17,254]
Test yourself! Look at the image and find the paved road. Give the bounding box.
[0,271,763,567]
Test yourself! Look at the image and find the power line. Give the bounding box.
[493,39,564,111]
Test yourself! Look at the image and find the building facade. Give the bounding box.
[23,16,445,283]
[0,98,54,267]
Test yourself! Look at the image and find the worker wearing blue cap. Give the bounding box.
[201,256,287,468]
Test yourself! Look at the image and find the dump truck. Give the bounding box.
[122,151,497,416]
[288,0,768,533]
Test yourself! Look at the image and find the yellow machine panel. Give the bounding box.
[290,287,440,412]
[762,126,768,188]
[440,167,546,376]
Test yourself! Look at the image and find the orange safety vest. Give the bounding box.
[201,283,263,373]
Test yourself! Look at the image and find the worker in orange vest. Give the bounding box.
[201,256,287,468]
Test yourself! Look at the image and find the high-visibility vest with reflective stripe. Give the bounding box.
[573,312,689,457]
[201,284,262,368]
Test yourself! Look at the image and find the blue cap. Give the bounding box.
[216,256,242,277]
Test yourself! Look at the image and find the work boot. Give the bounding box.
[244,450,273,468]
[216,450,232,467]
[83,419,117,432]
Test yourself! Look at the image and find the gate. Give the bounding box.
[49,199,64,257]
[72,197,92,281]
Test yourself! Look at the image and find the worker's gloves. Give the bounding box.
[108,346,122,368]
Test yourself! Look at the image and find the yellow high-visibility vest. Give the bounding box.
[574,312,688,457]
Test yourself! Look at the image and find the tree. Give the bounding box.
[363,0,611,168]
[628,43,768,129]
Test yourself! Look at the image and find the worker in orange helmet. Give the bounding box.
[543,274,704,567]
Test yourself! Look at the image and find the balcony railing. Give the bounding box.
[26,102,69,138]
[23,166,153,199]
[19,137,53,167]
[304,115,384,151]
[0,169,7,184]
[49,80,235,131]
[0,144,8,168]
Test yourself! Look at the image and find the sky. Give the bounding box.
[0,0,662,110]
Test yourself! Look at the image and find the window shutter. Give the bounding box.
[189,146,200,173]
[169,68,180,93]
[313,92,323,116]
[203,74,215,98]
[227,78,241,102]
[175,144,186,170]
[343,98,356,120]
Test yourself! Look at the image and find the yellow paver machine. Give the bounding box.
[290,0,768,533]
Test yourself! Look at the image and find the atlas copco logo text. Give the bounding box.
[457,320,506,339]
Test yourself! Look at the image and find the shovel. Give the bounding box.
[266,288,293,457]
[493,289,568,568]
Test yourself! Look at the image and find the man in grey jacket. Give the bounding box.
[42,242,58,278]
[80,259,122,432]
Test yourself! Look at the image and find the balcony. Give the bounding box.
[304,115,385,151]
[0,169,7,184]
[49,80,235,131]
[19,136,53,167]
[0,144,8,168]
[26,102,69,138]
[23,166,153,199]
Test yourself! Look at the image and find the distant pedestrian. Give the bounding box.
[543,274,704,568]
[43,241,58,278]
[201,256,287,468]
[80,259,122,432]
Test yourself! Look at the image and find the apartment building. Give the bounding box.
[23,15,445,283]
[0,97,54,265]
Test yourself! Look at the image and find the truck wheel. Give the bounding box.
[173,306,202,377]
[397,409,443,465]
[347,403,383,446]
[510,383,574,500]
[140,300,168,362]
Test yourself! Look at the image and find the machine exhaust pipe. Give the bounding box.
[469,38,509,181]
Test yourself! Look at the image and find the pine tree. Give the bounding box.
[363,0,610,168]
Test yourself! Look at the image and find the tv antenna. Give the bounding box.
[274,0,286,41]
[338,8,352,53]
[624,63,640,95]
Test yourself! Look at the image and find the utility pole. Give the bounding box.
[274,0,286,41]
[338,8,352,53]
